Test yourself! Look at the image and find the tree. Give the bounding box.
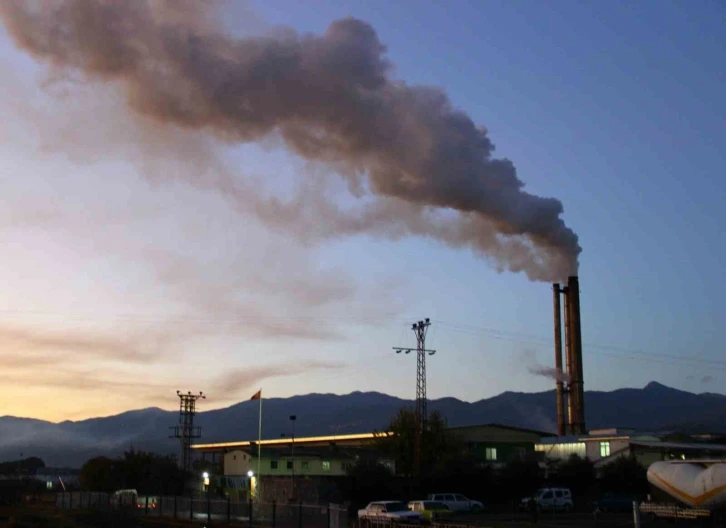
[80,451,190,495]
[552,454,595,496]
[80,456,122,492]
[120,450,188,495]
[375,408,463,478]
[498,454,543,502]
[598,456,647,494]
[0,456,45,476]
[344,461,399,511]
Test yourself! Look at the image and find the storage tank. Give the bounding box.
[648,461,726,510]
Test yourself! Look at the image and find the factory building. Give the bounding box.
[192,423,554,501]
[535,428,726,469]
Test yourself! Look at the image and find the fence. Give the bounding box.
[55,492,347,528]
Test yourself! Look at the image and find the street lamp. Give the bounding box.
[289,415,297,499]
[202,472,211,524]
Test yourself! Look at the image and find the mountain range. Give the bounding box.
[1,382,724,468]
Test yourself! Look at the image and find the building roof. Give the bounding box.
[226,445,365,459]
[448,423,555,437]
[630,440,726,452]
[195,422,555,452]
[536,431,661,444]
[193,432,382,451]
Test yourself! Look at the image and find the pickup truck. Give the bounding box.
[358,501,423,524]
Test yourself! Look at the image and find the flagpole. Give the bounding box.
[257,389,262,492]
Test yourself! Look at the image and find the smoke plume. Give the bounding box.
[0,0,581,281]
[528,364,571,384]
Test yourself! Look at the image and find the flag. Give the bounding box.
[251,389,261,400]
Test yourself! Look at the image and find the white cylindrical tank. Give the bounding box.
[648,461,726,510]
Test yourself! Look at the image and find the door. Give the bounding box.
[554,490,563,509]
[540,491,554,508]
[454,494,470,511]
[444,495,458,511]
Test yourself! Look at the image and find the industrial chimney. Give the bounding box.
[553,276,586,435]
[552,284,566,436]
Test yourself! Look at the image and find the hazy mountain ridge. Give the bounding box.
[1,382,724,467]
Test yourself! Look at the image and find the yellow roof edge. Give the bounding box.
[192,431,390,450]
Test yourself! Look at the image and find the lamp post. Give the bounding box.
[247,470,255,502]
[289,415,297,499]
[202,472,210,524]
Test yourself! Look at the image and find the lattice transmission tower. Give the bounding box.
[169,390,205,472]
[393,318,436,477]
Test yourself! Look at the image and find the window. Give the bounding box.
[287,461,293,470]
[301,461,309,470]
[485,447,497,461]
[384,503,408,512]
[270,460,278,470]
[554,491,562,498]
[600,441,611,457]
[322,461,331,471]
[454,495,467,501]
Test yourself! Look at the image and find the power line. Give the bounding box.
[0,307,720,370]
[435,321,726,368]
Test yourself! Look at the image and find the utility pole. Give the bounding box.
[289,415,297,499]
[393,318,435,478]
[169,391,205,472]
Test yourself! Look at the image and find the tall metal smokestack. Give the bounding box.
[553,284,565,436]
[566,275,585,434]
[563,285,574,434]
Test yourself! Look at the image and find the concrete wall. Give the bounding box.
[224,450,394,478]
[256,476,346,505]
[224,450,254,476]
[585,439,629,461]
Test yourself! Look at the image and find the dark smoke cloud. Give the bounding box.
[0,0,581,281]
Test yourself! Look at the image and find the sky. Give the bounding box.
[0,0,724,422]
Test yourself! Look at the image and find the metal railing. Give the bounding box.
[55,492,347,528]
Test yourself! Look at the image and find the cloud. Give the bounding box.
[0,359,347,417]
[0,324,161,364]
[214,361,345,399]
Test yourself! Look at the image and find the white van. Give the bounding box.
[521,488,573,511]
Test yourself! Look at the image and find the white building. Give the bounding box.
[535,428,726,469]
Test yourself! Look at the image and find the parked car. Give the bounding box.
[358,501,424,523]
[408,500,453,521]
[593,492,641,513]
[136,495,159,510]
[110,489,137,509]
[520,488,573,511]
[426,494,485,512]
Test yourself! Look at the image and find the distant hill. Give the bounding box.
[1,382,724,467]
